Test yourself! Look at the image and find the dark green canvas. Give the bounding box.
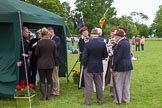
[0,0,67,97]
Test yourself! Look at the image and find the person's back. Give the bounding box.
[35,27,57,100]
[86,39,106,63]
[113,39,133,72]
[84,38,108,73]
[110,30,133,104]
[36,39,56,69]
[135,36,141,51]
[81,28,108,105]
[135,36,140,45]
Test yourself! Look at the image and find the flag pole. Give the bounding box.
[104,7,109,16]
[80,12,85,26]
[98,7,109,28]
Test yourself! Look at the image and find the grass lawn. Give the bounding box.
[0,40,162,108]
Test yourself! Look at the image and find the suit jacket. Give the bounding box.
[19,38,30,80]
[78,37,85,62]
[51,35,61,66]
[112,38,133,72]
[29,38,40,68]
[35,39,56,69]
[78,37,89,62]
[82,38,108,73]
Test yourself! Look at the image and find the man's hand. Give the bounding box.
[110,68,115,76]
[28,51,32,56]
[17,61,22,67]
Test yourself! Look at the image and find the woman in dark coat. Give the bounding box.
[35,27,57,100]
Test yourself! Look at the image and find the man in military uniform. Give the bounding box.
[29,29,42,86]
[78,26,89,89]
[17,26,30,87]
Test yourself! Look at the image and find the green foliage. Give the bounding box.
[15,88,35,97]
[21,0,65,17]
[20,0,153,39]
[151,5,162,37]
[62,1,71,18]
[15,84,35,97]
[131,12,149,24]
[74,0,116,38]
[138,24,149,37]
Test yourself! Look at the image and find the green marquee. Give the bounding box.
[0,0,67,97]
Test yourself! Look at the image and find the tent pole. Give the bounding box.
[18,11,32,108]
[65,21,73,83]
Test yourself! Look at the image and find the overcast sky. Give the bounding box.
[60,0,162,26]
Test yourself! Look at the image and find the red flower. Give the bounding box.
[16,85,21,90]
[77,73,80,77]
[25,85,30,89]
[72,69,80,77]
[29,84,35,89]
[75,70,78,73]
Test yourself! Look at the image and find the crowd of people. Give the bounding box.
[17,26,60,101]
[77,26,133,105]
[131,35,145,51]
[17,25,135,105]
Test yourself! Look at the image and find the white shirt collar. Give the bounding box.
[51,35,55,39]
[81,35,84,39]
[116,37,125,44]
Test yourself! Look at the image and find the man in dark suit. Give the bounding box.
[110,29,133,104]
[78,26,89,89]
[17,27,30,87]
[29,29,42,86]
[78,26,89,62]
[47,27,61,96]
[82,28,108,105]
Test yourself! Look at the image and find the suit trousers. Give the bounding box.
[84,68,103,104]
[51,66,60,95]
[113,71,131,104]
[38,69,53,85]
[93,59,108,92]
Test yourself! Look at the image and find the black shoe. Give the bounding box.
[51,94,59,97]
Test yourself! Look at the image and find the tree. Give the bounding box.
[74,0,116,38]
[21,0,64,17]
[62,2,76,37]
[115,15,138,39]
[138,24,149,37]
[130,12,149,38]
[131,12,149,24]
[21,0,76,37]
[62,1,71,18]
[151,5,162,37]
